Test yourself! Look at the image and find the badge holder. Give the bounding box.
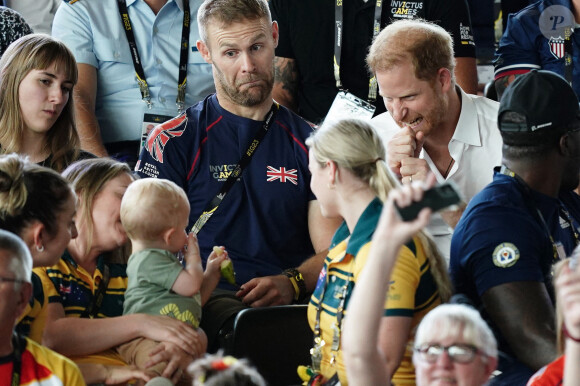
[325,90,376,123]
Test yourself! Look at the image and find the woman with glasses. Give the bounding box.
[342,177,497,386]
[412,304,498,386]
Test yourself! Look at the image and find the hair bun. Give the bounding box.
[0,154,28,218]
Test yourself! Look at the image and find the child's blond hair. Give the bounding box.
[121,178,189,242]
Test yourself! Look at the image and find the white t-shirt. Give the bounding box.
[372,87,503,263]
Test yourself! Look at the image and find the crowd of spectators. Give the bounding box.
[1,1,580,386]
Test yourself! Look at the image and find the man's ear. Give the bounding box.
[561,132,580,158]
[197,40,212,64]
[272,21,279,48]
[437,67,453,94]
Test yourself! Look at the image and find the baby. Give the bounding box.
[118,178,228,382]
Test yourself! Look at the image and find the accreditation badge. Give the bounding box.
[325,91,375,122]
[140,113,174,154]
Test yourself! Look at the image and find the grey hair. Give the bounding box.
[0,229,32,289]
[414,304,498,359]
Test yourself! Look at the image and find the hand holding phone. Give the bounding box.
[395,181,463,221]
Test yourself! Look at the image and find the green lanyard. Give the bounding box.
[311,255,353,372]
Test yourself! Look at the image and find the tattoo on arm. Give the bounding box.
[273,57,299,110]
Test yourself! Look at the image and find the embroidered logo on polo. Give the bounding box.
[313,266,328,295]
[549,37,566,59]
[59,284,71,294]
[210,164,237,181]
[390,0,423,19]
[560,215,571,229]
[146,114,187,163]
[266,166,298,185]
[492,242,520,268]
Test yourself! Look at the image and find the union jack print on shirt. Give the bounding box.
[266,166,298,185]
[146,114,187,163]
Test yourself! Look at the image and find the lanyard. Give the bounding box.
[80,264,110,319]
[564,26,574,87]
[500,165,579,261]
[11,333,22,386]
[191,103,279,234]
[334,0,383,102]
[311,254,352,373]
[117,0,190,112]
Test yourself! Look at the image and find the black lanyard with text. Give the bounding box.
[80,264,110,319]
[191,103,279,234]
[11,333,22,386]
[117,0,190,112]
[564,26,574,87]
[334,0,383,102]
[500,165,579,261]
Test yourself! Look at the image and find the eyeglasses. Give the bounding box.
[414,344,482,364]
[0,276,26,285]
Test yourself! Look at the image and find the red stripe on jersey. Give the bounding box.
[494,68,531,80]
[277,120,308,155]
[187,116,223,181]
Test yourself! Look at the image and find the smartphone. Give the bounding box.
[395,180,463,221]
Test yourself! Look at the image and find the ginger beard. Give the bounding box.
[394,81,448,139]
[213,61,274,107]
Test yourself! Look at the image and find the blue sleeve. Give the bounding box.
[494,10,543,77]
[452,206,548,297]
[52,2,97,67]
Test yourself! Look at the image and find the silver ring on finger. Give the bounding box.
[409,175,413,184]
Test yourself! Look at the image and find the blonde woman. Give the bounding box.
[302,118,451,385]
[0,34,93,172]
